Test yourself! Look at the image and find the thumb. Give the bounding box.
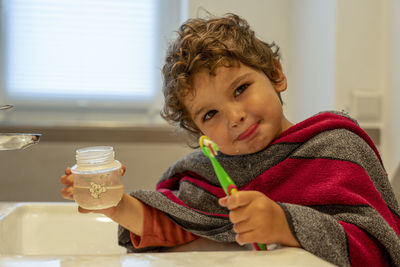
[78,206,93,214]
[121,165,126,176]
[218,196,229,207]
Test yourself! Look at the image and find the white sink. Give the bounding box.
[0,202,335,266]
[0,202,126,256]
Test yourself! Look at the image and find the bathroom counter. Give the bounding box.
[0,202,335,266]
[0,249,336,267]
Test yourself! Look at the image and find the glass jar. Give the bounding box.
[71,146,124,210]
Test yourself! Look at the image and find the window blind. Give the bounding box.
[3,0,158,102]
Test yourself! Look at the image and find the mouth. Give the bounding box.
[237,122,260,141]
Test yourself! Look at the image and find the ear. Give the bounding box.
[272,59,287,93]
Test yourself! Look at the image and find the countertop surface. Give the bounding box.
[0,249,336,267]
[0,202,335,267]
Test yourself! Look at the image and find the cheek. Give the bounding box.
[202,126,228,145]
[253,92,282,115]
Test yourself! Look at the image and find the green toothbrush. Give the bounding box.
[199,135,267,251]
[199,135,238,196]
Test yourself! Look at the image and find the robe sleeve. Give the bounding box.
[130,203,199,249]
[279,203,392,266]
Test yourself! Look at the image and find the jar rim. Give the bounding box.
[75,146,115,167]
[71,160,121,174]
[76,146,113,154]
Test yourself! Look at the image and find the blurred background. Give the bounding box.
[0,0,399,202]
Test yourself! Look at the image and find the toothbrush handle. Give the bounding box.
[210,157,235,195]
[226,184,238,195]
[229,186,267,251]
[208,156,267,251]
[253,243,267,251]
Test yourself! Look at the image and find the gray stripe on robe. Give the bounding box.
[279,203,350,267]
[313,204,400,266]
[158,143,302,188]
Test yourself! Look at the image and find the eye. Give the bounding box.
[202,110,217,122]
[234,83,249,97]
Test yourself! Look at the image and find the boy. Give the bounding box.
[61,14,400,266]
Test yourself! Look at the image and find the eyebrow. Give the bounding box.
[192,72,252,122]
[229,72,251,92]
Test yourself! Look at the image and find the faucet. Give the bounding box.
[0,104,41,150]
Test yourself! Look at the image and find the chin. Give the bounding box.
[234,144,266,156]
[247,137,270,153]
[223,138,270,155]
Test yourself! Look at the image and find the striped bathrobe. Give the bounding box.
[119,111,400,266]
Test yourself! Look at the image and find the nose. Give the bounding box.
[225,104,246,128]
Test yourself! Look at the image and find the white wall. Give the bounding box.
[382,0,400,179]
[335,0,385,112]
[334,0,400,180]
[286,0,336,122]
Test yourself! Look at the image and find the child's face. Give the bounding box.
[184,63,292,155]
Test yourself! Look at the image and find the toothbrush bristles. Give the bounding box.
[207,143,217,156]
[200,136,218,157]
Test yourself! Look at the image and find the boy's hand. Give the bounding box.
[60,167,74,200]
[60,165,126,217]
[218,191,300,247]
[61,166,144,235]
[77,203,119,218]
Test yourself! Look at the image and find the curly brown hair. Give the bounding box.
[160,13,282,147]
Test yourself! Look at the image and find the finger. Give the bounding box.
[229,205,249,224]
[65,167,72,175]
[61,187,73,200]
[78,206,113,215]
[60,188,68,199]
[232,220,254,234]
[226,191,254,210]
[78,206,92,213]
[235,230,258,245]
[66,186,73,196]
[60,174,74,185]
[218,196,229,207]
